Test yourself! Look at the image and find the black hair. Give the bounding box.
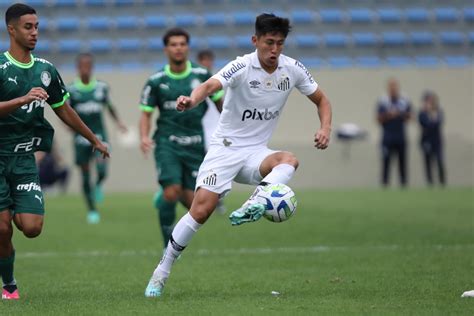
[197,49,215,61]
[76,52,94,64]
[5,3,36,26]
[255,13,291,38]
[162,28,190,46]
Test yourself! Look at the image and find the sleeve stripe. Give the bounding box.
[210,90,225,102]
[50,92,70,109]
[140,104,154,112]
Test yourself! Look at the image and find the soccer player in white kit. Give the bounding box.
[145,13,332,297]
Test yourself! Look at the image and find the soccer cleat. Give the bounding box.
[145,275,166,298]
[229,202,266,226]
[87,211,100,224]
[95,185,104,203]
[2,285,19,300]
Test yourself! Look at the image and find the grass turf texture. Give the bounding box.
[1,188,473,315]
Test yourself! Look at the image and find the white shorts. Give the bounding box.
[196,144,278,196]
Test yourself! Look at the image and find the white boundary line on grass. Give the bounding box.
[16,244,474,259]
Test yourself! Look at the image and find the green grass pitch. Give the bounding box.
[1,188,473,315]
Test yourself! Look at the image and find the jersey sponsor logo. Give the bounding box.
[16,182,42,192]
[278,77,290,91]
[21,99,46,113]
[294,60,315,84]
[41,71,51,87]
[163,101,177,110]
[249,80,261,89]
[159,83,169,90]
[94,87,104,100]
[14,137,42,152]
[241,108,280,121]
[202,171,217,186]
[75,101,102,114]
[169,135,202,146]
[8,76,18,85]
[220,62,246,81]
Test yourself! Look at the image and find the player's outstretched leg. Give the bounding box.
[229,162,296,226]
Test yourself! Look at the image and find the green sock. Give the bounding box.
[81,169,95,211]
[0,250,15,285]
[156,195,177,247]
[96,161,107,186]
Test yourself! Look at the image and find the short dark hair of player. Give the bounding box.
[5,3,36,26]
[197,49,214,62]
[255,13,291,38]
[162,28,190,46]
[76,52,94,65]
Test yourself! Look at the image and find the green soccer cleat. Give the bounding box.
[87,211,100,224]
[229,203,266,226]
[145,275,166,298]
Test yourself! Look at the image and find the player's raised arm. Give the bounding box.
[307,88,332,150]
[176,78,222,111]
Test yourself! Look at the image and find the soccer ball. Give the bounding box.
[257,183,297,222]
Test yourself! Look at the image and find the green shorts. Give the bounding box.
[154,138,205,190]
[0,154,45,215]
[74,134,108,166]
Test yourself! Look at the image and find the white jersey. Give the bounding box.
[210,51,318,148]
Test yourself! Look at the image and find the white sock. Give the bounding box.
[153,212,201,279]
[262,164,295,185]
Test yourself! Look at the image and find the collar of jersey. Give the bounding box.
[74,78,98,92]
[164,61,192,80]
[4,51,34,69]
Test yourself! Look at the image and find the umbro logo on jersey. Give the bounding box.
[278,77,290,91]
[202,172,217,186]
[249,80,261,89]
[8,76,18,85]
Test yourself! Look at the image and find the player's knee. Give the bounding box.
[280,152,299,169]
[0,221,13,237]
[163,186,181,202]
[22,224,43,238]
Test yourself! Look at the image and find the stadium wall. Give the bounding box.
[47,66,473,192]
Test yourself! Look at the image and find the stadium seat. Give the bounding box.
[25,0,48,7]
[117,38,141,52]
[445,55,471,67]
[120,62,146,70]
[53,0,77,7]
[324,33,349,47]
[203,13,228,26]
[348,9,374,23]
[189,36,204,49]
[144,15,168,29]
[464,7,474,23]
[39,19,51,32]
[116,16,139,30]
[405,8,429,23]
[328,56,352,68]
[0,41,8,51]
[84,0,106,6]
[410,31,434,46]
[291,10,315,24]
[356,56,382,67]
[295,34,321,48]
[86,16,112,31]
[434,7,458,23]
[89,39,113,53]
[143,0,165,4]
[378,8,402,23]
[232,11,254,25]
[57,39,82,53]
[352,32,377,47]
[299,57,323,68]
[147,37,163,51]
[55,17,81,31]
[382,31,407,46]
[35,39,52,54]
[113,0,135,6]
[439,31,465,46]
[235,35,253,49]
[174,14,199,27]
[386,56,411,67]
[469,32,474,45]
[414,55,439,67]
[319,9,344,24]
[207,36,232,50]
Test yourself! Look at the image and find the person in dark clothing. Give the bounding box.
[35,145,70,193]
[376,78,412,187]
[418,91,446,186]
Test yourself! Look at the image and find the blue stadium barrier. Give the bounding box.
[174,14,199,27]
[319,9,344,24]
[207,36,232,49]
[464,7,474,22]
[356,56,382,67]
[299,57,323,68]
[84,0,106,6]
[445,55,471,67]
[35,39,52,54]
[189,36,204,49]
[324,33,349,47]
[53,0,77,7]
[405,8,429,23]
[89,39,113,53]
[386,56,411,67]
[295,34,321,48]
[117,38,141,52]
[39,19,50,32]
[378,8,402,23]
[434,7,458,23]
[232,11,254,25]
[143,0,165,4]
[352,32,377,47]
[328,56,352,68]
[144,15,168,29]
[116,16,139,30]
[410,31,434,46]
[414,55,439,67]
[147,37,163,51]
[203,13,228,26]
[382,31,407,46]
[57,39,81,53]
[86,16,111,31]
[348,9,374,23]
[291,10,314,24]
[439,31,465,46]
[56,17,80,31]
[235,35,253,49]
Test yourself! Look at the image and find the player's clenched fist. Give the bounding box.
[176,95,192,112]
[314,127,331,150]
[23,87,49,103]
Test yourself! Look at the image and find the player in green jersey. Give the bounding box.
[0,3,109,300]
[68,53,127,224]
[139,28,223,251]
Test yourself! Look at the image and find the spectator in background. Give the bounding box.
[376,78,412,187]
[418,91,446,186]
[35,143,70,194]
